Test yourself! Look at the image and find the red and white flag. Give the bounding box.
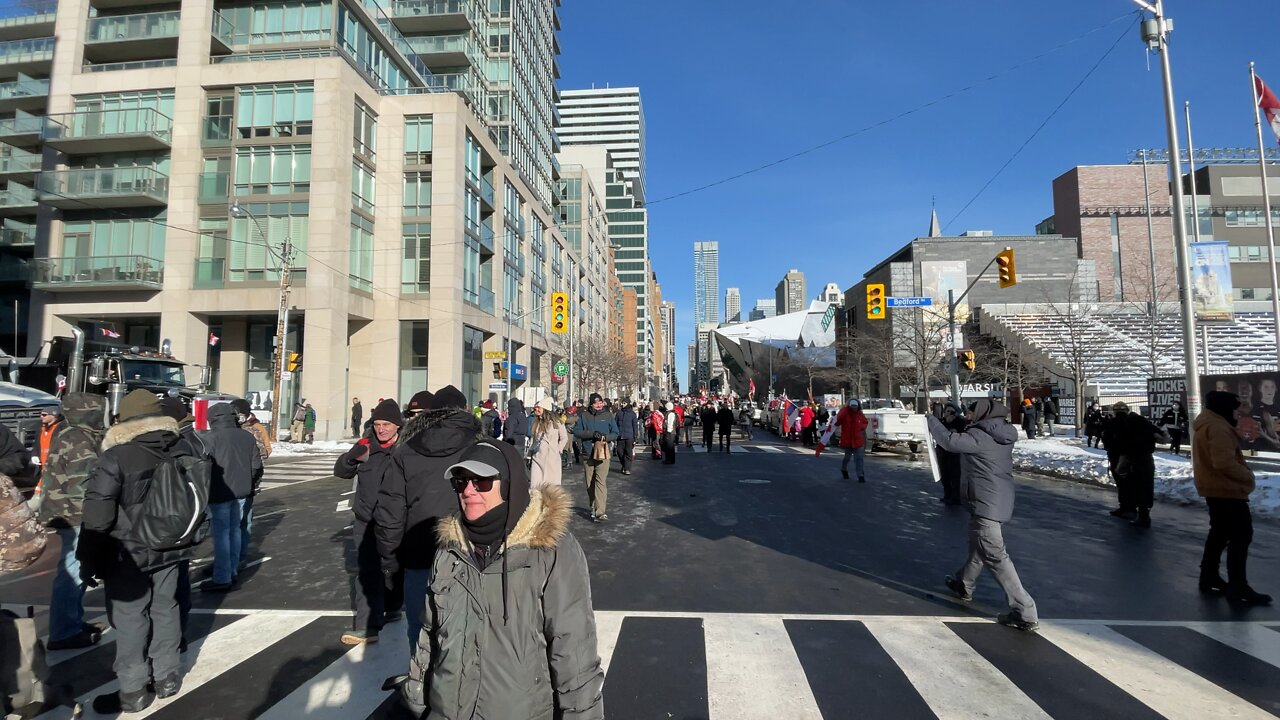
[1258,74,1280,144]
[100,327,120,339]
[748,378,756,399]
[209,332,220,347]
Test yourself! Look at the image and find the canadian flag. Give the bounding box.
[1258,74,1280,144]
[100,327,120,339]
[748,378,756,399]
[209,332,220,347]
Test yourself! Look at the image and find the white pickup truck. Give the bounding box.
[860,399,928,454]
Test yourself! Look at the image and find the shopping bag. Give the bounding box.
[592,440,609,462]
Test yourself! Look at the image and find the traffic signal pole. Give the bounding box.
[946,249,1012,406]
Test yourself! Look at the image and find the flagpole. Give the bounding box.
[1250,62,1280,370]
[1185,101,1210,372]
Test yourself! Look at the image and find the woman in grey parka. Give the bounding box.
[401,439,604,719]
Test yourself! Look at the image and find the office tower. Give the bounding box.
[775,269,807,315]
[725,287,741,324]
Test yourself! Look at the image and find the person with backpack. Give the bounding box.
[78,390,209,713]
[290,401,307,441]
[199,403,264,592]
[303,403,317,444]
[502,398,530,452]
[480,399,502,439]
[37,393,108,651]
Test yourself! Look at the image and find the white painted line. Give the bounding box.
[340,490,356,496]
[864,619,1052,720]
[1038,622,1273,720]
[256,618,409,720]
[1190,622,1280,668]
[756,446,785,453]
[704,614,822,720]
[595,611,624,675]
[335,500,351,513]
[189,557,272,586]
[253,509,287,520]
[45,613,113,665]
[259,476,337,491]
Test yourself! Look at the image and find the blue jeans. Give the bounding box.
[842,447,865,478]
[404,567,431,653]
[208,499,246,584]
[239,494,254,563]
[49,526,86,642]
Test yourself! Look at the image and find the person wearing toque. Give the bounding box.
[399,440,603,718]
[571,393,618,523]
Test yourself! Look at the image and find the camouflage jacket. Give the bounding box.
[0,473,46,573]
[38,393,108,528]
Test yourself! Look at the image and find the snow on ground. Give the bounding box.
[271,440,352,457]
[1013,434,1280,518]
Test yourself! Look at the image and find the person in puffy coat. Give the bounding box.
[716,403,736,452]
[199,403,263,592]
[529,398,569,489]
[335,398,404,644]
[1084,401,1105,448]
[401,439,604,719]
[834,399,869,482]
[502,398,530,451]
[928,398,1039,632]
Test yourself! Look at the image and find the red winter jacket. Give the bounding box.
[835,406,869,449]
[800,406,815,429]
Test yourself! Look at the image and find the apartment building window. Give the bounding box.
[73,90,175,136]
[353,99,376,161]
[228,201,308,282]
[219,0,332,46]
[464,133,482,181]
[463,238,481,304]
[352,161,375,212]
[402,223,430,294]
[403,172,431,216]
[63,215,165,260]
[336,5,411,91]
[405,115,432,164]
[349,212,373,291]
[204,94,233,145]
[236,83,314,139]
[1225,209,1280,227]
[399,321,429,401]
[462,325,485,407]
[1228,245,1266,262]
[234,145,311,195]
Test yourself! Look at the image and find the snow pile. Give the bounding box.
[271,440,352,457]
[1012,435,1280,518]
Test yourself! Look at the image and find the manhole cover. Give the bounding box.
[739,478,771,485]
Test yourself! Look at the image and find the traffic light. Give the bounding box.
[287,352,302,372]
[550,292,569,334]
[866,283,886,320]
[996,248,1017,288]
[959,349,976,372]
[492,362,504,379]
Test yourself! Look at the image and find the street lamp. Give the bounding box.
[1131,0,1202,419]
[230,201,295,438]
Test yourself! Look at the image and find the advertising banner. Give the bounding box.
[1146,377,1187,423]
[1190,241,1234,322]
[1204,371,1280,452]
[920,260,968,325]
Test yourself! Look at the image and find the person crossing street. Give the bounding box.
[572,393,618,522]
[615,400,638,474]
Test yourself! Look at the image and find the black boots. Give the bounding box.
[1130,509,1151,528]
[1226,586,1274,606]
[1198,574,1228,594]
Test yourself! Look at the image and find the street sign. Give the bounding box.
[887,296,934,307]
[484,351,507,359]
[488,381,508,391]
[553,360,569,376]
[280,370,294,381]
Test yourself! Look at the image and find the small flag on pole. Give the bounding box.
[209,332,220,347]
[100,327,120,339]
[748,378,756,399]
[1257,74,1280,144]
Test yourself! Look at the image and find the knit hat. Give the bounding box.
[588,392,603,405]
[371,398,404,426]
[159,396,187,422]
[405,390,435,413]
[482,399,495,410]
[118,389,163,422]
[536,397,554,412]
[433,384,468,410]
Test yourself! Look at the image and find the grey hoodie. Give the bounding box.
[928,415,1020,522]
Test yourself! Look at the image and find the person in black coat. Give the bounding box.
[1104,402,1169,527]
[374,385,481,652]
[614,401,639,475]
[699,404,717,450]
[335,398,404,644]
[1084,401,1105,448]
[1159,401,1189,456]
[199,403,263,592]
[350,398,363,438]
[936,404,966,505]
[502,398,529,451]
[716,404,736,452]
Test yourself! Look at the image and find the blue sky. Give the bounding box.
[556,0,1278,389]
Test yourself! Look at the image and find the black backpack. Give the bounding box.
[128,449,212,553]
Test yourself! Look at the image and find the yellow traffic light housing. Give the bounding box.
[866,283,886,320]
[493,362,504,379]
[550,292,569,334]
[287,352,302,372]
[960,349,976,372]
[996,248,1017,288]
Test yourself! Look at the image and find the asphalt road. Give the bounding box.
[3,433,1279,719]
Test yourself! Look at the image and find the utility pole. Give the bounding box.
[1185,101,1211,372]
[232,201,293,437]
[1250,62,1280,371]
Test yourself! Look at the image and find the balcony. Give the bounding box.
[0,148,39,182]
[210,13,235,55]
[0,38,52,74]
[0,182,35,215]
[33,255,164,292]
[0,259,29,284]
[0,78,48,112]
[43,108,173,154]
[0,115,41,145]
[0,221,34,247]
[83,58,177,73]
[405,32,480,67]
[193,258,225,289]
[479,287,494,314]
[83,12,180,64]
[503,248,524,276]
[390,0,476,33]
[39,167,170,209]
[0,4,56,43]
[466,168,495,208]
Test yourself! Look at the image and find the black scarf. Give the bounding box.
[463,503,507,566]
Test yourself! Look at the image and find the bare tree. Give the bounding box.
[1119,249,1183,380]
[1040,274,1102,435]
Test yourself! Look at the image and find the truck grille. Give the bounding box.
[0,406,54,450]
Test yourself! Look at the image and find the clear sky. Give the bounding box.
[556,0,1279,390]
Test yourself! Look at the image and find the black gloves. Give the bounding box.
[592,431,604,441]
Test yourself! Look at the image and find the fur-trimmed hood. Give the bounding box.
[398,407,483,453]
[437,484,570,553]
[102,415,180,451]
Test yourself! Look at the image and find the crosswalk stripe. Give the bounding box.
[864,618,1053,720]
[1038,622,1275,720]
[703,614,821,720]
[255,620,409,720]
[1191,621,1280,668]
[756,445,785,453]
[596,610,624,675]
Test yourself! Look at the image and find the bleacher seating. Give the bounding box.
[980,306,1277,397]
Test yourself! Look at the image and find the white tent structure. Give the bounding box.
[712,301,838,396]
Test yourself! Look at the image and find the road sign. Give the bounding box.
[553,360,569,376]
[484,351,507,360]
[488,381,508,391]
[280,370,294,381]
[887,296,934,307]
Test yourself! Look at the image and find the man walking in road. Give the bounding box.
[928,398,1039,632]
[615,400,638,475]
[200,403,263,592]
[572,393,618,522]
[699,403,717,451]
[834,398,868,482]
[1195,391,1272,605]
[351,397,363,438]
[291,400,307,441]
[661,401,678,464]
[717,402,736,452]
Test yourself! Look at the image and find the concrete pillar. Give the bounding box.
[218,316,248,396]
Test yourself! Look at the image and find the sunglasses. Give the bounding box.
[451,474,497,493]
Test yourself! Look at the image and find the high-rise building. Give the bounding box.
[776,269,807,315]
[725,287,741,324]
[556,87,646,202]
[25,0,569,439]
[661,300,677,391]
[694,241,720,326]
[687,343,698,394]
[749,299,777,321]
[818,282,843,306]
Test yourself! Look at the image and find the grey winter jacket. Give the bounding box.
[404,484,604,719]
[928,415,1020,523]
